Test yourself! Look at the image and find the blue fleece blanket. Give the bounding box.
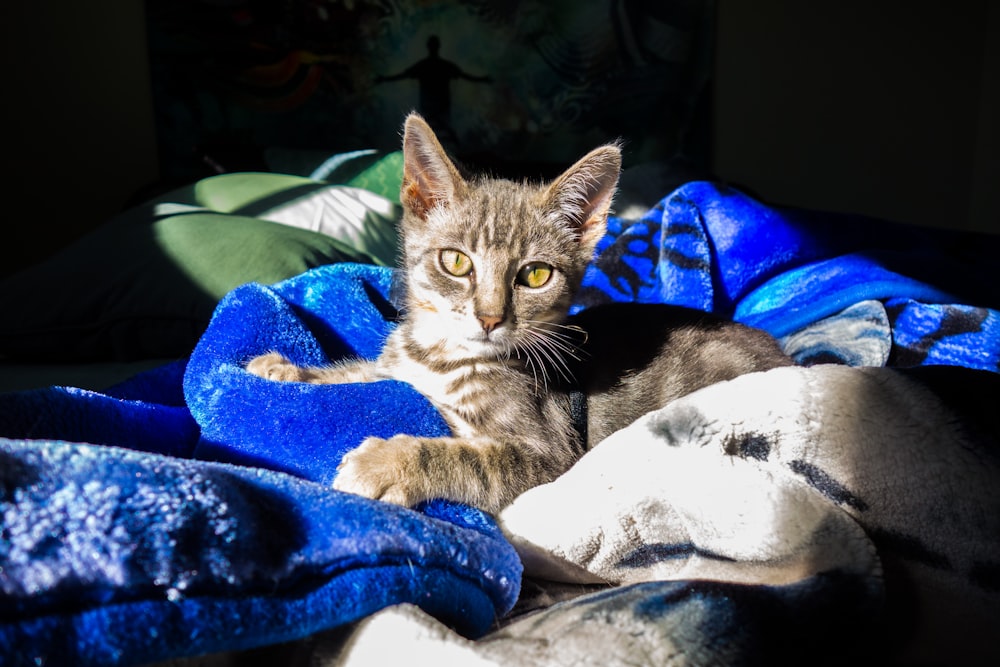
[2,181,998,666]
[578,181,1000,371]
[0,265,520,667]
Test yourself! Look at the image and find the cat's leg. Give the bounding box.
[333,435,561,513]
[245,351,380,384]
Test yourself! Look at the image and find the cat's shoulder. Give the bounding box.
[565,302,790,386]
[568,302,737,343]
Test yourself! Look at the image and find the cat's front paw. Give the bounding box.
[245,351,307,382]
[333,435,425,507]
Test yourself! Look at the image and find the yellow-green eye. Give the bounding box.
[440,249,473,277]
[517,262,553,288]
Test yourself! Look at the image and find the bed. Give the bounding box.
[2,159,999,665]
[5,0,1000,662]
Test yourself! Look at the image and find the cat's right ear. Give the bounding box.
[401,113,467,221]
[544,143,622,251]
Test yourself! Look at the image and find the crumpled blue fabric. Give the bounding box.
[577,181,1000,372]
[0,439,518,666]
[183,263,452,482]
[0,263,521,667]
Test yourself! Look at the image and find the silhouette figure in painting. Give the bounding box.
[377,35,492,142]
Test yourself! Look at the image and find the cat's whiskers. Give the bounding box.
[526,339,563,389]
[525,321,588,360]
[533,339,575,385]
[532,320,588,344]
[491,336,516,365]
[512,340,547,393]
[514,320,586,392]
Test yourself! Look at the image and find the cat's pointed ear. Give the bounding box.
[401,113,467,221]
[545,143,622,250]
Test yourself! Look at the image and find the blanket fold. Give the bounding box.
[0,263,520,667]
[579,181,1000,371]
[183,264,451,482]
[0,439,518,666]
[497,364,1000,665]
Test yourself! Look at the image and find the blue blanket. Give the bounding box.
[579,181,1000,370]
[1,264,520,666]
[2,181,998,666]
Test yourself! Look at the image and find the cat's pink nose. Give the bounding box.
[478,314,504,334]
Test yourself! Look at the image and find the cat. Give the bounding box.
[246,113,793,513]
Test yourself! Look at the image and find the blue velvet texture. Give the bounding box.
[0,440,516,666]
[184,263,453,483]
[2,182,999,666]
[0,264,519,666]
[577,181,1000,371]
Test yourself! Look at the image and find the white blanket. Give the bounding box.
[331,365,1000,666]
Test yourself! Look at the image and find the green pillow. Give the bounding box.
[189,173,401,267]
[345,151,404,203]
[0,211,369,362]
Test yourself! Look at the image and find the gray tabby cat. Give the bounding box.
[247,113,793,513]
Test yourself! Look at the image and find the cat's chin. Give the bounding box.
[455,336,508,359]
[408,324,507,360]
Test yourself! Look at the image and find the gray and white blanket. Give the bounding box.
[331,365,1000,666]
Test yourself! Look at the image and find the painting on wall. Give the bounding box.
[146,0,714,183]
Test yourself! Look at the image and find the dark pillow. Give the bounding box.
[0,211,370,362]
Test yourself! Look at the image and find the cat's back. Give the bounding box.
[566,302,794,445]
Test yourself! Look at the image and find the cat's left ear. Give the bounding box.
[401,113,467,221]
[545,143,622,251]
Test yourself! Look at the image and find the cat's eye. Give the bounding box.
[440,249,473,277]
[517,262,553,289]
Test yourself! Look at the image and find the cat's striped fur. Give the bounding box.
[247,113,792,512]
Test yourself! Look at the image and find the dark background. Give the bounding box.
[2,0,997,278]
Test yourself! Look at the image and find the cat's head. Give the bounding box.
[396,113,621,362]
